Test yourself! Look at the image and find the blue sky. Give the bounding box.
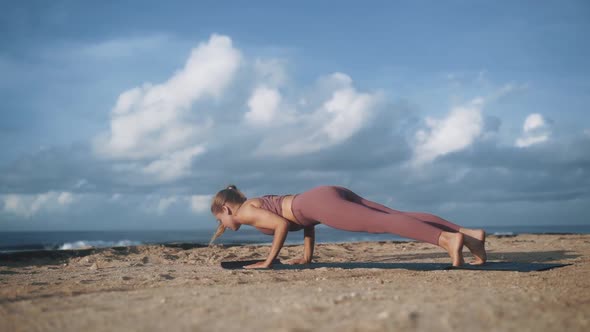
[1,1,589,231]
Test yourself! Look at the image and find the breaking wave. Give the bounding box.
[58,240,142,250]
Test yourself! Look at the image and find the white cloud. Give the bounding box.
[2,192,75,217]
[254,72,381,156]
[491,82,529,100]
[412,98,484,165]
[142,145,206,182]
[320,85,378,142]
[245,86,283,127]
[78,34,169,59]
[95,34,240,159]
[93,34,241,181]
[156,196,178,215]
[515,113,551,148]
[523,113,545,132]
[57,192,74,205]
[144,194,212,215]
[190,195,212,213]
[3,195,21,214]
[516,135,549,147]
[89,34,383,181]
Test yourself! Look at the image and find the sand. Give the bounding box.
[1,234,589,332]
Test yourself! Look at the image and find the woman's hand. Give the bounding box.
[285,257,310,265]
[243,261,272,269]
[236,206,290,270]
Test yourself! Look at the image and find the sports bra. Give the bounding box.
[255,195,303,235]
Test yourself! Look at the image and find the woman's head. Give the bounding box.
[210,185,247,214]
[209,184,247,245]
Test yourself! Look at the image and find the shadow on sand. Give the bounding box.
[221,256,573,272]
[1,245,579,271]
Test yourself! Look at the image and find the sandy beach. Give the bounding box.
[1,234,589,331]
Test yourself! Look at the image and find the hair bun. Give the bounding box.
[226,185,237,190]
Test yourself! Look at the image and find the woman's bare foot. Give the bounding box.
[459,228,487,265]
[438,232,465,267]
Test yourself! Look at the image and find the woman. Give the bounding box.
[210,184,486,269]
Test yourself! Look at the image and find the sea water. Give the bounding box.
[1,224,589,253]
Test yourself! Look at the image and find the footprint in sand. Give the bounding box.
[79,279,96,284]
[159,274,175,280]
[241,253,263,260]
[336,245,354,252]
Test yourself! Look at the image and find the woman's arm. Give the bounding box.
[302,226,315,263]
[237,205,290,269]
[286,226,315,265]
[263,220,289,267]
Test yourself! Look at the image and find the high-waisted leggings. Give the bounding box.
[291,185,461,245]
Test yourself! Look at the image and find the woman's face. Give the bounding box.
[215,206,241,231]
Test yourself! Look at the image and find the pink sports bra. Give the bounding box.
[255,195,303,235]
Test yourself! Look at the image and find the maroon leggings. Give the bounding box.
[291,185,461,245]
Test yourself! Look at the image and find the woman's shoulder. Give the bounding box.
[243,197,262,209]
[236,198,268,224]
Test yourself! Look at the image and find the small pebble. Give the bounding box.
[377,311,390,319]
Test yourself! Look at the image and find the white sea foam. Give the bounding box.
[58,240,141,250]
[491,232,515,236]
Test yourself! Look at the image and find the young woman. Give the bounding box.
[210,184,486,269]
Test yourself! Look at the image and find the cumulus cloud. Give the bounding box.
[145,194,213,216]
[515,113,551,148]
[2,191,75,217]
[190,195,212,213]
[57,192,74,205]
[253,72,381,156]
[142,145,206,182]
[78,34,169,59]
[412,98,484,165]
[93,34,241,181]
[89,34,382,182]
[5,32,588,230]
[156,196,178,215]
[245,86,283,127]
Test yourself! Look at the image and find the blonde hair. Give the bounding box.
[209,184,247,246]
[208,223,226,246]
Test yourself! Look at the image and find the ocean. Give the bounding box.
[1,224,589,253]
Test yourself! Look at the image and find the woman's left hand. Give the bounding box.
[243,261,272,269]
